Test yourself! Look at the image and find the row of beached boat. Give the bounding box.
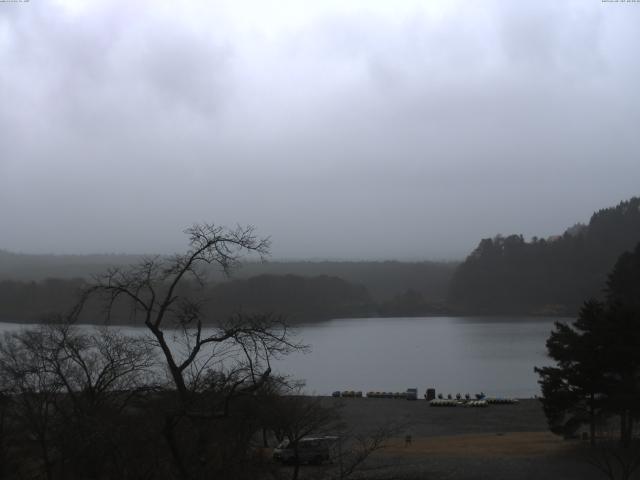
[430,399,488,407]
[429,398,519,407]
[485,397,520,404]
[366,391,410,398]
[332,390,519,404]
[334,391,363,398]
[333,391,409,398]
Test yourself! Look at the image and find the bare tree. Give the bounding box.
[80,223,304,479]
[268,394,343,480]
[0,327,65,480]
[331,424,400,480]
[44,323,158,479]
[586,440,640,480]
[0,321,157,480]
[267,390,400,480]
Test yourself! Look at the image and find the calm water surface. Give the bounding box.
[279,316,566,398]
[0,316,566,398]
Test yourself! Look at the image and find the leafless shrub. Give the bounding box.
[586,440,640,480]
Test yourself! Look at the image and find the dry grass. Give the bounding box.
[382,431,572,458]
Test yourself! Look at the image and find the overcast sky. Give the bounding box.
[1,0,639,260]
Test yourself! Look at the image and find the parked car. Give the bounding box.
[273,436,339,465]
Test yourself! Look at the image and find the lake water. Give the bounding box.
[0,316,566,398]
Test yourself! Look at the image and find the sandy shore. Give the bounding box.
[328,397,548,437]
[288,397,603,479]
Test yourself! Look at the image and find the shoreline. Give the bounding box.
[0,313,572,328]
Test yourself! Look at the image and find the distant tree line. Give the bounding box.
[0,251,457,304]
[449,197,640,315]
[234,260,457,303]
[0,274,456,324]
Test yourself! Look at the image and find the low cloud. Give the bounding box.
[1,0,639,259]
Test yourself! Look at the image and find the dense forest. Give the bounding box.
[448,197,640,314]
[0,275,374,324]
[199,274,375,322]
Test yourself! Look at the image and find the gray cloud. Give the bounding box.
[1,0,639,259]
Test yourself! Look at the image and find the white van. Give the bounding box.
[273,436,338,465]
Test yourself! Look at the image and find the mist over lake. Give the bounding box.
[0,316,563,398]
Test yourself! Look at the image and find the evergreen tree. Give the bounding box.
[535,300,608,444]
[537,242,640,446]
[602,245,640,446]
[606,242,640,311]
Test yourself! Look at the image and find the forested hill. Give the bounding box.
[448,197,640,315]
[0,251,456,303]
[0,252,456,323]
[0,274,375,324]
[203,274,374,322]
[233,261,456,302]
